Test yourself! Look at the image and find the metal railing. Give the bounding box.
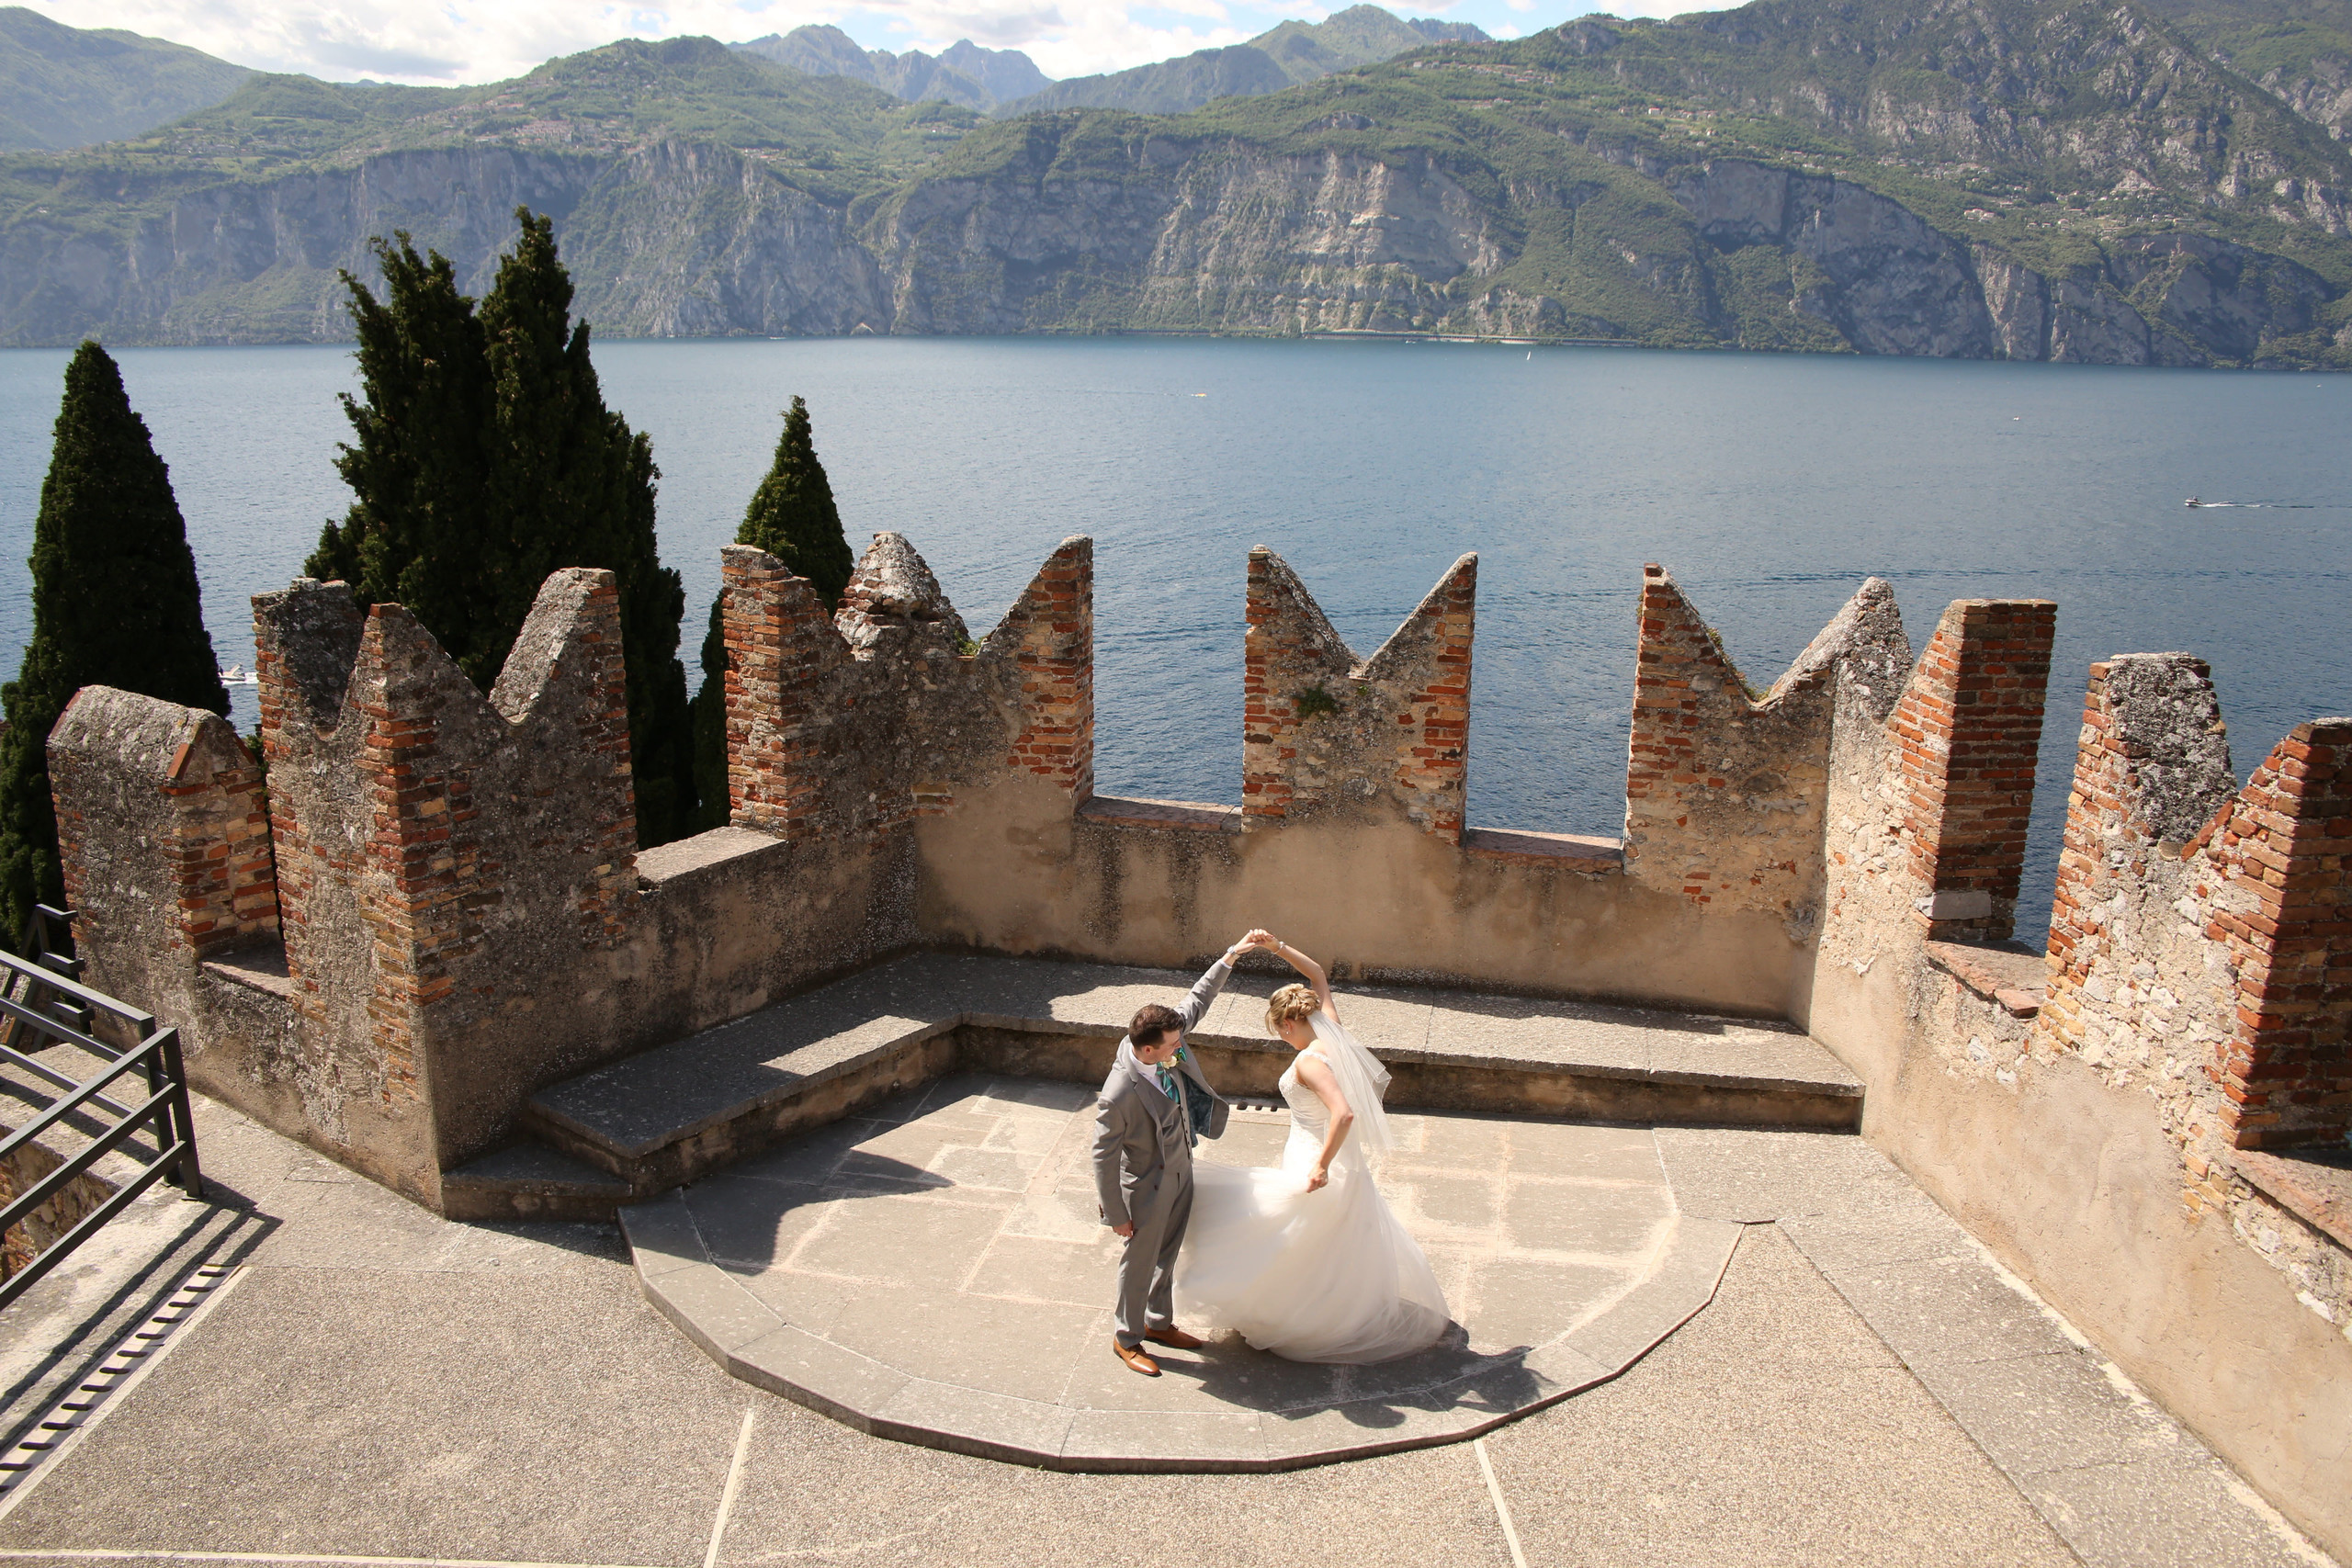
[0,909,203,1310]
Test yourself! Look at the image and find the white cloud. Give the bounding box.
[29,0,1734,85]
[31,0,1270,83]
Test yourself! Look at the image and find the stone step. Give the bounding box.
[524,953,1863,1203]
[0,1036,172,1198]
[438,1140,635,1223]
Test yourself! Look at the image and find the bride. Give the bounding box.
[1175,932,1452,1363]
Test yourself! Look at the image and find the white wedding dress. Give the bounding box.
[1175,1012,1452,1363]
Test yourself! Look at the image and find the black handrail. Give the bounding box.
[1,906,90,1049]
[0,919,203,1312]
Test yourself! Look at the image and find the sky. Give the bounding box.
[31,0,1714,88]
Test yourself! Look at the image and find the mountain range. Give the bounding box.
[729,28,1050,113]
[1,0,2347,367]
[992,6,1488,116]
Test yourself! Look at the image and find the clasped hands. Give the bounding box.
[1227,927,1281,961]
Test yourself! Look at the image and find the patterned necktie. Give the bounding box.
[1158,1065,1194,1146]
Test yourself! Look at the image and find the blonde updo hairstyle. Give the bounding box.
[1266,983,1322,1036]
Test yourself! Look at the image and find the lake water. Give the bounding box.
[3,336,2347,947]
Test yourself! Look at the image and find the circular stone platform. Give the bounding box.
[621,1073,1740,1472]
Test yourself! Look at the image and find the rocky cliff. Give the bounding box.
[730,28,1048,113]
[3,132,2342,367]
[0,147,600,344]
[2143,0,2352,141]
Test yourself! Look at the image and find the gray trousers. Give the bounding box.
[1114,1165,1193,1348]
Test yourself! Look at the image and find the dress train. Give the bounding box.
[1174,1016,1450,1363]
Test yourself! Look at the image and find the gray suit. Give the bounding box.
[1093,958,1234,1348]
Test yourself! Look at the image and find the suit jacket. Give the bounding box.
[1091,957,1234,1230]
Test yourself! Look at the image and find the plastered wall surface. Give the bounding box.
[915,773,1807,1012]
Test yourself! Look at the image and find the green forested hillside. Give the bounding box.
[0,6,251,151]
[2,0,2346,365]
[103,36,977,199]
[2143,0,2352,137]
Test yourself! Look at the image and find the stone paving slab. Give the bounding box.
[626,1071,1738,1472]
[541,954,1860,1191]
[1657,1125,2324,1568]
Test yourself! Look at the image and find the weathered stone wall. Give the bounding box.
[47,690,277,1044]
[1241,547,1473,841]
[236,570,642,1200]
[49,536,1099,1204]
[1805,636,2352,1560]
[1623,566,1907,939]
[1888,599,2057,942]
[0,1124,118,1280]
[723,533,1094,840]
[2189,719,2352,1152]
[915,550,1914,1014]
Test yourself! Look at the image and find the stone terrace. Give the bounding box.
[627,1075,1739,1471]
[0,1089,2324,1567]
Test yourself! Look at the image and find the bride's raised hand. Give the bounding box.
[1241,928,1276,952]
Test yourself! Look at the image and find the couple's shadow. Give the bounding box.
[1138,1321,1546,1431]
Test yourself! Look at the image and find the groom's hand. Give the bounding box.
[1113,1223,1135,1238]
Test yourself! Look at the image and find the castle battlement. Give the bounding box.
[41,535,2351,1547]
[719,533,1091,843]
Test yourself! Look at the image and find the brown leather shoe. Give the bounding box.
[1113,1339,1161,1376]
[1144,1325,1204,1350]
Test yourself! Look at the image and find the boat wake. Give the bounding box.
[2182,498,2316,509]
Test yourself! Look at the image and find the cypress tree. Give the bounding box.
[737,398,855,605]
[0,342,229,945]
[688,397,855,829]
[310,209,696,846]
[308,235,493,649]
[476,211,694,844]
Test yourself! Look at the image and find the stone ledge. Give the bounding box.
[633,823,788,886]
[1076,795,1242,833]
[200,942,295,1003]
[2228,1146,2352,1250]
[439,1141,634,1224]
[522,954,1861,1210]
[1461,827,1625,871]
[1924,940,2047,1019]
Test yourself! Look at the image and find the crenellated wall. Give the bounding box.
[914,545,1902,1010]
[1888,598,2057,942]
[1623,565,1908,939]
[721,532,1093,841]
[1807,630,2352,1558]
[48,690,276,1024]
[42,531,2351,1554]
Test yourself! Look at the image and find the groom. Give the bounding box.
[1091,931,1265,1376]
